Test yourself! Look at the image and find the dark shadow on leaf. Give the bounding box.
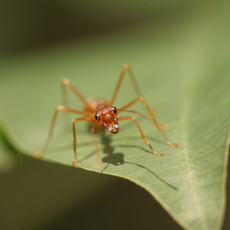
[43,126,178,191]
[99,132,178,191]
[124,161,178,191]
[116,144,152,154]
[78,150,97,163]
[100,131,125,166]
[146,135,172,147]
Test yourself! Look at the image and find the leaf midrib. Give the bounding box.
[181,113,209,230]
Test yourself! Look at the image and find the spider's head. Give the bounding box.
[94,106,119,134]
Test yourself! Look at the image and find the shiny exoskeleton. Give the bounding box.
[36,64,178,168]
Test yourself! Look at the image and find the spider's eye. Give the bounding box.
[95,113,100,120]
[112,106,117,113]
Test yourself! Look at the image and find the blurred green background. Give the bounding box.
[0,1,230,229]
[0,0,194,53]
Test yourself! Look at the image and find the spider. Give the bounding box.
[36,64,178,168]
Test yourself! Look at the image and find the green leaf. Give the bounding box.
[0,1,230,229]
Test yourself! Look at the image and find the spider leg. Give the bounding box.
[72,117,95,166]
[61,78,88,107]
[109,64,143,105]
[61,78,89,127]
[118,98,178,147]
[118,116,163,156]
[36,106,94,161]
[90,122,101,168]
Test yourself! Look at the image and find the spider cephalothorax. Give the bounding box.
[94,106,119,134]
[36,64,178,168]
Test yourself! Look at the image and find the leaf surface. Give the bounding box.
[0,1,230,229]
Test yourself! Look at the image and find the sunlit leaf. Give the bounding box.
[0,1,230,229]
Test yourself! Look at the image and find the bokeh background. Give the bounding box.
[0,1,230,229]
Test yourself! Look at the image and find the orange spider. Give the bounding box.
[36,64,178,168]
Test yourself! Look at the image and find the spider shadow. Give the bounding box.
[46,126,178,190]
[100,132,125,166]
[98,131,178,191]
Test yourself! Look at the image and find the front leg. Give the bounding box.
[72,117,95,166]
[118,116,163,156]
[119,97,178,148]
